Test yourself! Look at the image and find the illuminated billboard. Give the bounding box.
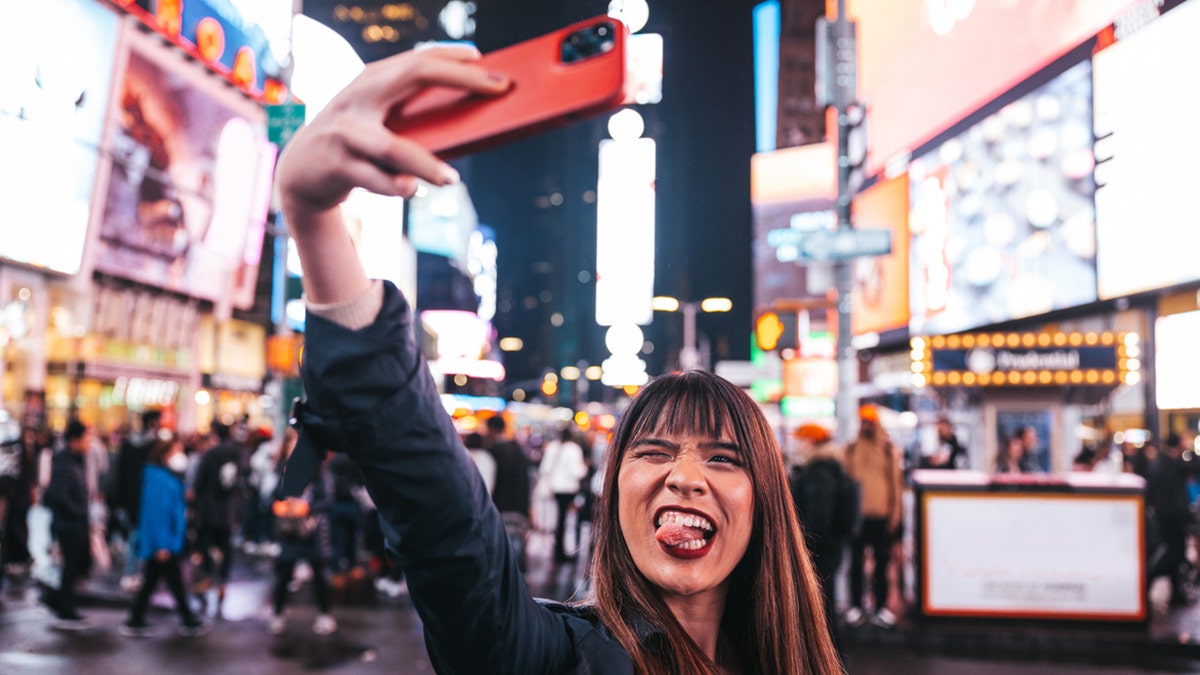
[0,0,121,275]
[595,137,656,327]
[750,142,836,311]
[94,29,275,312]
[1094,0,1200,299]
[850,174,909,335]
[846,0,1136,175]
[908,60,1097,336]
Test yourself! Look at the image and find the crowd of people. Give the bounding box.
[0,403,611,638]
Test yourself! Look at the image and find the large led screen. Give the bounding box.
[847,0,1136,175]
[908,61,1097,337]
[1094,1,1200,299]
[850,174,909,335]
[0,0,121,274]
[1156,310,1200,411]
[95,30,274,310]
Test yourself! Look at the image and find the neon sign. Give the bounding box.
[104,0,287,103]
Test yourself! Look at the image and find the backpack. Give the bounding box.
[790,460,861,543]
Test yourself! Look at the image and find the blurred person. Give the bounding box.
[2,426,41,584]
[1072,444,1099,471]
[327,451,365,584]
[923,416,968,470]
[789,423,860,642]
[995,434,1035,474]
[483,414,532,571]
[538,425,589,563]
[40,419,95,629]
[120,434,208,637]
[191,419,247,613]
[1146,433,1198,607]
[111,409,163,593]
[1016,425,1049,473]
[464,432,496,495]
[240,426,276,555]
[269,47,842,672]
[269,428,336,636]
[84,423,112,575]
[843,405,903,629]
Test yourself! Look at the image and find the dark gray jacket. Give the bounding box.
[280,282,649,674]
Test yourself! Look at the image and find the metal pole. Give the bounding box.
[681,302,699,371]
[832,0,857,444]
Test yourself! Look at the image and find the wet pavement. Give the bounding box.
[3,524,1200,674]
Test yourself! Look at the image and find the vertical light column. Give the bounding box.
[596,110,655,386]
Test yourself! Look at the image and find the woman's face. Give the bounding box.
[616,427,755,604]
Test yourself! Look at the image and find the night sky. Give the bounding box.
[463,0,761,387]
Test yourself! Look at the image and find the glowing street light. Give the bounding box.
[653,296,733,371]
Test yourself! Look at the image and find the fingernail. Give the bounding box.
[439,164,460,185]
[487,71,507,82]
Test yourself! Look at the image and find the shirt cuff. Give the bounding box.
[304,280,384,331]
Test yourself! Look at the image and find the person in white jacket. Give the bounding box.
[538,426,589,562]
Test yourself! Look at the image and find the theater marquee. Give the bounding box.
[909,331,1141,388]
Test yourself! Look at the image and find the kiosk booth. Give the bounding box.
[912,469,1146,623]
[910,329,1147,623]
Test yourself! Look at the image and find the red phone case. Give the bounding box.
[385,16,629,159]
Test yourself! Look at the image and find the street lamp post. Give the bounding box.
[653,296,732,371]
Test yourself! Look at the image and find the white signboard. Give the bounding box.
[923,492,1144,620]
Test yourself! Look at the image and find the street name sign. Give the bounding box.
[768,228,891,262]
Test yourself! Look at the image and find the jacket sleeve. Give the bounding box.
[295,282,575,674]
[45,454,88,524]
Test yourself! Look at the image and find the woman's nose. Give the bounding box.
[665,456,706,496]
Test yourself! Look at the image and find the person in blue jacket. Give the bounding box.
[120,433,208,637]
[273,45,842,674]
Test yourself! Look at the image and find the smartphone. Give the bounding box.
[385,15,629,159]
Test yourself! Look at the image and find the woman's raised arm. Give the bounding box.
[274,46,509,305]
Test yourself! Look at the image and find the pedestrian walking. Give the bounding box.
[120,434,208,637]
[40,419,95,630]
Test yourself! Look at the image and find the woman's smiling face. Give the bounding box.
[616,428,755,604]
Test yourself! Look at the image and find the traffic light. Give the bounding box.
[755,311,798,352]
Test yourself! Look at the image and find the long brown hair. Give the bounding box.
[590,370,843,674]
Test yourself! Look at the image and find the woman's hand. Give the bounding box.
[274,46,509,304]
[276,46,509,218]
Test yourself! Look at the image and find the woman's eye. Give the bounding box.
[709,454,743,466]
[633,450,670,461]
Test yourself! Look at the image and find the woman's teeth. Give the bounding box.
[655,510,715,534]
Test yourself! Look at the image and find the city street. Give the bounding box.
[4,526,1200,674]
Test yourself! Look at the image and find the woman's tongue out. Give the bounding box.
[655,520,713,558]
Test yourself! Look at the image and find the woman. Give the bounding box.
[995,434,1030,474]
[274,45,842,673]
[538,426,589,562]
[120,433,207,637]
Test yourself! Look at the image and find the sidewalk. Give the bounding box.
[838,580,1200,668]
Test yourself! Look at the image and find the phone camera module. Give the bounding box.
[562,21,616,63]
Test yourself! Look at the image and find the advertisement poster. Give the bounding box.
[0,0,121,274]
[923,492,1144,621]
[95,31,273,311]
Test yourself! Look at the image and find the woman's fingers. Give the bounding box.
[343,124,459,187]
[365,47,511,107]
